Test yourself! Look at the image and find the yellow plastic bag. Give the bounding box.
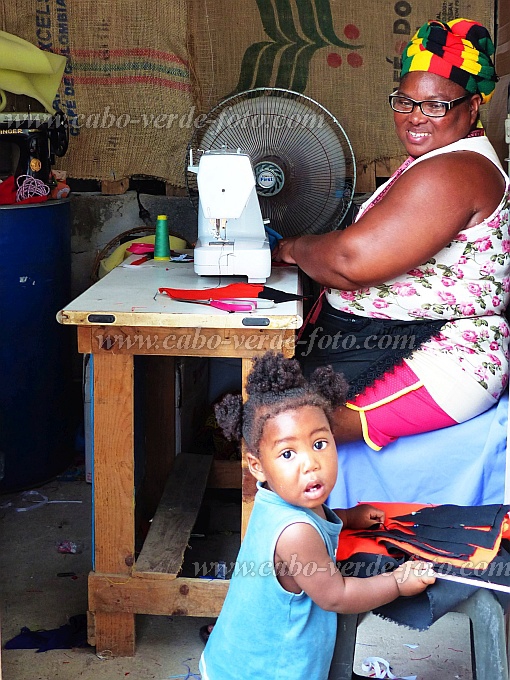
[98,233,187,279]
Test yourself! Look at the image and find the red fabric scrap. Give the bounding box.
[159,283,264,300]
[0,176,48,206]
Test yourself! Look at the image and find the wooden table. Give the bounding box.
[58,259,302,656]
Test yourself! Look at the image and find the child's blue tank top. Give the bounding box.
[199,483,342,680]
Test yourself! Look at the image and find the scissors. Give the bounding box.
[171,298,257,312]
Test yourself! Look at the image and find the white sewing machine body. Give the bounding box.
[190,149,271,283]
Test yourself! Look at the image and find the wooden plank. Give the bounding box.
[208,459,242,488]
[57,259,303,331]
[90,573,229,617]
[86,326,296,358]
[355,161,376,193]
[77,326,93,354]
[92,353,136,656]
[135,453,213,577]
[101,178,129,195]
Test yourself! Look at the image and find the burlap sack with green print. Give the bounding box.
[189,0,494,173]
[0,1,193,186]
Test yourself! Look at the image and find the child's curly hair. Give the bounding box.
[214,351,348,457]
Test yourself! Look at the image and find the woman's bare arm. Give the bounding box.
[274,152,504,290]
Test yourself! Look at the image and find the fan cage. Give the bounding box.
[185,88,355,238]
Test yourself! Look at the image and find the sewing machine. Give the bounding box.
[189,149,271,283]
[0,111,68,184]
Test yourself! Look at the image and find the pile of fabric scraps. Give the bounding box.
[336,502,510,629]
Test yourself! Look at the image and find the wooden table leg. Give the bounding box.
[91,353,136,656]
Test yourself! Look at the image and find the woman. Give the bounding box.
[274,19,510,451]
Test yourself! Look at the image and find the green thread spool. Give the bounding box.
[154,214,171,260]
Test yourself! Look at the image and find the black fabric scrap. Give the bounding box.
[4,614,89,652]
[382,522,503,550]
[391,504,509,530]
[355,529,472,559]
[258,286,306,303]
[353,504,510,559]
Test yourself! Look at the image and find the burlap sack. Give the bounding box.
[189,0,495,178]
[1,1,193,186]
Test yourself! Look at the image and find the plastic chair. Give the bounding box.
[328,588,508,680]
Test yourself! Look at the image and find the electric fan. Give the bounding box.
[185,87,355,238]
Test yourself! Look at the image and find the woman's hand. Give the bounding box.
[272,237,299,264]
[336,504,385,529]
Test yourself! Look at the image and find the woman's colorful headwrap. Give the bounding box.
[400,18,497,104]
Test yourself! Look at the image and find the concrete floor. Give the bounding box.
[0,478,475,679]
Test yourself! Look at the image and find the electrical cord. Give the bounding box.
[136,190,152,226]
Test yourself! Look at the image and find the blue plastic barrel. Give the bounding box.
[0,199,73,491]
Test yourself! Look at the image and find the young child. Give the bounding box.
[199,351,435,680]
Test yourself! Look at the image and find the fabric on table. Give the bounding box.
[339,547,510,630]
[338,503,510,564]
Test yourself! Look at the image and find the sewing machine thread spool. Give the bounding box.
[154,214,171,261]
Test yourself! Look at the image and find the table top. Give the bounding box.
[58,258,303,330]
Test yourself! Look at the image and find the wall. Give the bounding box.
[69,192,197,299]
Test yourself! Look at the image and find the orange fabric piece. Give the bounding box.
[159,283,263,300]
[336,502,510,570]
[337,502,432,562]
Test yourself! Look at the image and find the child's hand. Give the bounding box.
[392,560,436,597]
[343,504,385,529]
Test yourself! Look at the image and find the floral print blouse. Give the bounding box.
[326,136,510,399]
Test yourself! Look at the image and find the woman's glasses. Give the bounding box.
[388,92,471,118]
